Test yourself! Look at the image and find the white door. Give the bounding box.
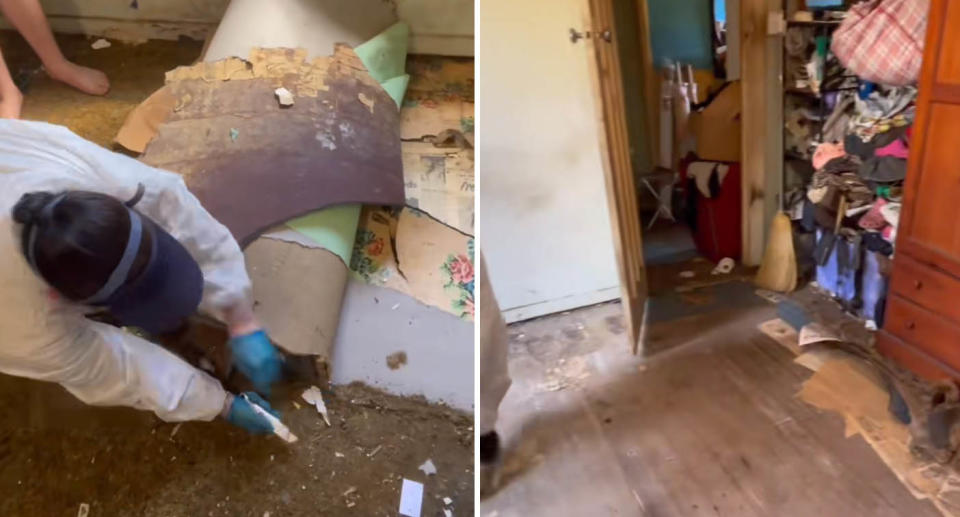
[478,0,620,323]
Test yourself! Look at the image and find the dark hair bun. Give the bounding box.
[12,192,55,225]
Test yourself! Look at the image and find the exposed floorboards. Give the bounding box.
[480,300,940,517]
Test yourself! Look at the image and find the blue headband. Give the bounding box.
[27,193,145,306]
[79,208,143,305]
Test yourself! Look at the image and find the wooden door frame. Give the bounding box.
[741,0,782,265]
[585,0,648,353]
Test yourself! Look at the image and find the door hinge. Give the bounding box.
[570,28,591,43]
[570,28,613,43]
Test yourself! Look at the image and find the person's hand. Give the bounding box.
[225,392,279,434]
[228,330,282,396]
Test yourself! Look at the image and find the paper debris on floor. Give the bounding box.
[443,497,453,505]
[91,38,111,50]
[444,510,452,517]
[398,478,424,517]
[712,257,735,275]
[799,357,960,516]
[758,318,803,356]
[418,458,437,476]
[115,87,178,153]
[755,289,785,304]
[798,322,841,347]
[77,503,90,517]
[301,386,332,426]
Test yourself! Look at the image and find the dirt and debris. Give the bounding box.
[387,351,408,370]
[0,31,203,149]
[358,92,375,113]
[0,380,473,516]
[274,87,294,107]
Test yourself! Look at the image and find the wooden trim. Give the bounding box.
[586,0,648,353]
[876,330,960,382]
[634,0,659,167]
[898,0,945,244]
[502,286,621,324]
[739,0,768,265]
[898,239,960,279]
[930,83,960,104]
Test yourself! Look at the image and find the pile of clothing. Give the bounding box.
[796,84,916,325]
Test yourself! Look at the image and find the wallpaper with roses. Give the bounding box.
[347,56,475,320]
[351,206,474,321]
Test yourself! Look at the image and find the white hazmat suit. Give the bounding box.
[0,120,252,422]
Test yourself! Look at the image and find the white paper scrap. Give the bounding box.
[301,386,331,426]
[398,478,423,517]
[418,458,437,476]
[274,87,294,106]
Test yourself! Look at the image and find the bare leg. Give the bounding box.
[0,47,23,118]
[0,0,108,95]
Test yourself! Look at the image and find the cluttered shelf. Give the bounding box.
[786,19,842,28]
[780,0,921,331]
[785,85,858,98]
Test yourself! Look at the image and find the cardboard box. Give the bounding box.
[690,81,741,163]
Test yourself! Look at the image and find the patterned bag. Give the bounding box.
[831,0,930,86]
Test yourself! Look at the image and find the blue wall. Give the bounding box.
[714,0,726,22]
[647,0,714,69]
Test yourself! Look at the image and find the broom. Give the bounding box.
[755,181,799,292]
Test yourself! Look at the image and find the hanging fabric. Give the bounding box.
[831,0,929,86]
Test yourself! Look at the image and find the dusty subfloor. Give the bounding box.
[0,32,474,516]
[0,379,473,516]
[0,31,203,148]
[481,298,939,516]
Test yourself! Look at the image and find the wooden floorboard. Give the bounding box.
[481,303,941,517]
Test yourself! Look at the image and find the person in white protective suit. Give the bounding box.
[0,120,283,434]
[479,252,512,496]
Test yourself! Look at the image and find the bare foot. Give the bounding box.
[0,87,22,119]
[45,60,109,96]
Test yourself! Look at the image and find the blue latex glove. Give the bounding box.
[228,330,282,396]
[226,392,280,434]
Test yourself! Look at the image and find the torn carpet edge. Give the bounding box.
[799,358,960,516]
[269,21,412,263]
[137,45,404,247]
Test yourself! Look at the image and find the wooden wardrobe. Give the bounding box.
[876,0,960,380]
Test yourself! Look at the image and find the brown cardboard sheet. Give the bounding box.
[244,237,347,367]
